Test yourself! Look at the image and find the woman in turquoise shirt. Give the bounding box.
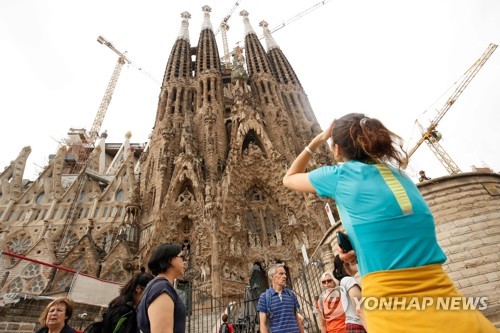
[283,113,496,333]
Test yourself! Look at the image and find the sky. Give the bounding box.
[1,0,500,182]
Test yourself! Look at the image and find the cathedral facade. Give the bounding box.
[0,6,332,298]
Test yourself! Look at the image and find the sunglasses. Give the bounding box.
[321,279,334,284]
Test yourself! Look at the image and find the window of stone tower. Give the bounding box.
[7,277,24,294]
[27,275,45,293]
[99,230,115,253]
[55,273,72,292]
[289,94,297,108]
[102,207,108,218]
[0,211,3,220]
[7,233,32,254]
[207,79,212,102]
[34,209,41,220]
[36,192,45,204]
[22,262,41,278]
[78,191,86,203]
[115,190,124,201]
[179,88,184,114]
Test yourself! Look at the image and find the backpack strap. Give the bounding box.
[112,310,133,333]
[265,288,273,318]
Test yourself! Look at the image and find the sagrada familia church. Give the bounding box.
[0,7,334,298]
[1,5,499,330]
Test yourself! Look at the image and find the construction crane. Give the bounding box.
[58,37,146,253]
[215,0,242,65]
[221,0,332,62]
[406,43,497,175]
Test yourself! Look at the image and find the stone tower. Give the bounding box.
[137,7,332,297]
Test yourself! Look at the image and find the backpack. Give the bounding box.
[83,311,132,333]
[83,321,104,333]
[219,323,230,333]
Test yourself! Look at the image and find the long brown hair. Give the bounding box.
[332,113,407,168]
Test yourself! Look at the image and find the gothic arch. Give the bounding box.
[174,180,196,204]
[249,262,268,296]
[241,129,268,158]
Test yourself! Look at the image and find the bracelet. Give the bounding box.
[304,146,316,157]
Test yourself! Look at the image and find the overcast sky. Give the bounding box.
[1,0,499,182]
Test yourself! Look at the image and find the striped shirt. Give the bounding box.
[257,287,300,333]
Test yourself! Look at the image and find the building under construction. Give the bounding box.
[0,6,332,300]
[0,4,499,332]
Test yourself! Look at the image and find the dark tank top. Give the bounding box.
[137,277,186,333]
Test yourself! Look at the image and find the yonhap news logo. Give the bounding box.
[317,290,488,318]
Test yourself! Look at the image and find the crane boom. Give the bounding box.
[407,43,497,165]
[429,43,497,129]
[89,54,125,142]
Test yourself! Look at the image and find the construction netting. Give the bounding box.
[0,251,120,307]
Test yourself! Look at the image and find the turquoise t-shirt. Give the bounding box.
[308,160,446,277]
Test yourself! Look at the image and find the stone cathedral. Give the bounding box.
[0,6,334,298]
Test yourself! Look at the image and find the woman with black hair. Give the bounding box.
[332,255,366,333]
[137,243,187,333]
[102,269,154,333]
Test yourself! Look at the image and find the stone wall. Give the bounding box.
[418,172,500,324]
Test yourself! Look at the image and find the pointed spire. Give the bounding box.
[177,11,191,42]
[240,10,256,37]
[201,5,214,31]
[259,20,279,51]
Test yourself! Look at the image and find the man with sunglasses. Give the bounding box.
[317,272,346,333]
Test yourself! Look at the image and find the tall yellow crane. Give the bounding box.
[406,43,497,175]
[58,37,150,253]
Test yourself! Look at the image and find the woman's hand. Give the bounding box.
[338,246,357,264]
[312,121,333,146]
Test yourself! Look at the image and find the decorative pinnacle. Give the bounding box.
[201,5,214,31]
[178,11,191,42]
[240,10,256,37]
[259,20,279,50]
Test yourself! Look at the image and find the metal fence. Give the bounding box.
[180,285,260,333]
[182,258,327,333]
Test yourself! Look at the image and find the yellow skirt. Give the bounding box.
[361,264,497,333]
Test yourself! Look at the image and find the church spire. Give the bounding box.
[261,20,301,87]
[177,11,191,42]
[239,10,272,77]
[259,20,279,51]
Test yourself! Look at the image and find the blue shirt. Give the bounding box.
[257,287,300,333]
[309,161,446,276]
[137,277,186,333]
